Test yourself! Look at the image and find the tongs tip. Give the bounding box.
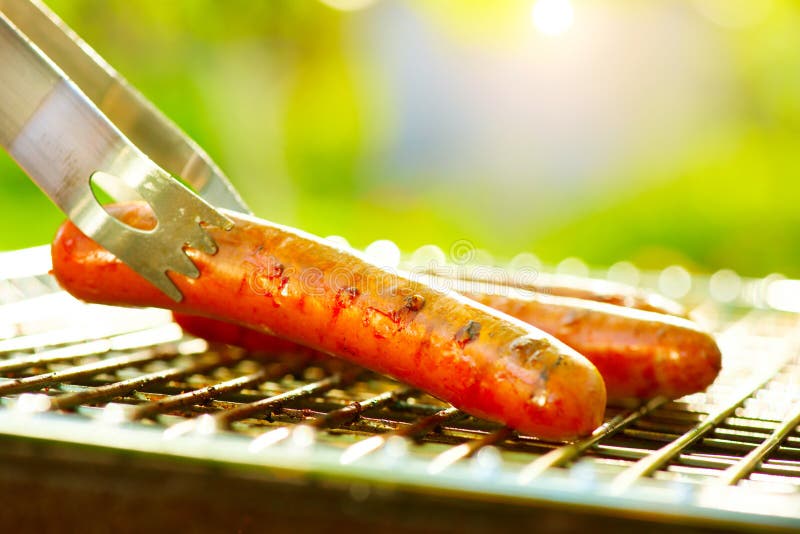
[88,170,236,304]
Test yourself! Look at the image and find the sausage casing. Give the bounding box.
[51,202,606,440]
[175,285,721,402]
[465,289,721,401]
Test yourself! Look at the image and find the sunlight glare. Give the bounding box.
[319,0,375,12]
[531,0,574,37]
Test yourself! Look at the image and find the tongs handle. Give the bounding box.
[0,1,245,301]
[0,10,143,218]
[0,0,249,213]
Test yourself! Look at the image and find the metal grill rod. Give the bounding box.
[47,352,226,411]
[718,401,800,485]
[427,427,514,475]
[0,310,173,354]
[163,369,353,438]
[249,387,415,452]
[339,406,465,465]
[610,371,780,492]
[127,368,273,421]
[624,418,800,458]
[518,396,669,484]
[0,324,181,373]
[215,371,354,429]
[3,259,800,529]
[0,348,180,396]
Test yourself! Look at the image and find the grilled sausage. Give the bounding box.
[51,202,606,440]
[174,282,721,402]
[462,288,721,400]
[172,312,320,356]
[425,267,686,317]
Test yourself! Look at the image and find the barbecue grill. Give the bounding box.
[0,245,798,533]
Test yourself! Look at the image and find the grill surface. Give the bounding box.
[0,246,799,532]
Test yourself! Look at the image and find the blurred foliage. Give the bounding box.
[1,0,799,278]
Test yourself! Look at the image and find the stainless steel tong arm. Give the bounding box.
[0,9,156,220]
[0,0,251,301]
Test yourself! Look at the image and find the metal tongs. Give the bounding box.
[0,0,251,301]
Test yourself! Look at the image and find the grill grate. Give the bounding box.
[0,247,799,531]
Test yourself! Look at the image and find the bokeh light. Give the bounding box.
[692,0,773,28]
[318,0,376,12]
[1,0,799,281]
[531,0,574,36]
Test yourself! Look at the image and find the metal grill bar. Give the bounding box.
[249,387,416,451]
[626,423,800,457]
[46,352,226,411]
[307,387,416,429]
[0,340,110,370]
[340,407,465,465]
[519,396,669,483]
[428,427,514,475]
[718,401,800,485]
[0,309,174,353]
[128,369,273,421]
[163,369,358,438]
[610,372,780,492]
[0,260,799,531]
[0,324,181,372]
[0,348,179,396]
[215,371,354,428]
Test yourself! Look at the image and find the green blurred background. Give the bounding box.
[2,0,799,278]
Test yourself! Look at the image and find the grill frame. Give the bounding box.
[0,247,799,532]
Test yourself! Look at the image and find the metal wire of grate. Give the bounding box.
[0,250,799,531]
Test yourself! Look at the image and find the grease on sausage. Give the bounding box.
[51,202,606,441]
[465,288,721,401]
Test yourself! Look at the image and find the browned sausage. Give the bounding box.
[51,202,606,441]
[462,288,721,401]
[172,312,319,356]
[425,266,686,317]
[174,283,721,402]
